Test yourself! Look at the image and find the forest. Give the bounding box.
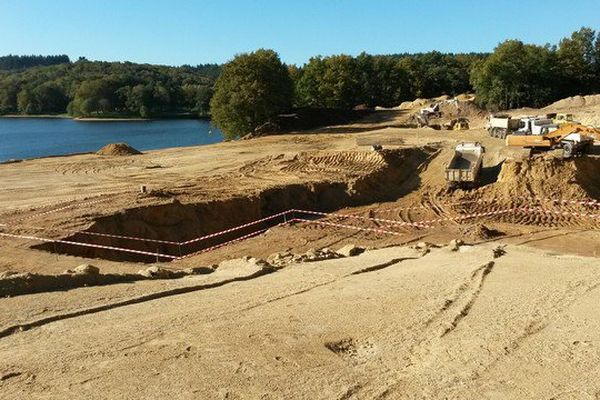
[0,59,220,117]
[1,27,599,121]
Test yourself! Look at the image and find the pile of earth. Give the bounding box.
[543,94,600,127]
[460,223,504,241]
[482,156,600,202]
[96,143,142,156]
[544,94,600,109]
[398,98,432,110]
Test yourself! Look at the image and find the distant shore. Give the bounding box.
[0,114,209,122]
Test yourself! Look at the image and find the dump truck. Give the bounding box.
[506,123,596,158]
[445,142,484,189]
[487,115,555,138]
[487,115,521,138]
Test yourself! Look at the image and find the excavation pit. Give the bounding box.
[31,147,434,263]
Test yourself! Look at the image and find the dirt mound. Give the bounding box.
[437,99,486,120]
[545,94,600,109]
[456,93,476,101]
[96,143,142,156]
[398,98,430,110]
[486,156,600,201]
[460,223,503,241]
[280,150,388,176]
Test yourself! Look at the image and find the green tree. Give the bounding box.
[210,49,293,139]
[557,27,596,95]
[471,40,557,110]
[295,55,361,109]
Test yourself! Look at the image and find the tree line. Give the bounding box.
[1,26,599,133]
[0,54,71,71]
[472,27,600,110]
[211,27,600,138]
[0,59,220,117]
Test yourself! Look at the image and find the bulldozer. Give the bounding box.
[506,123,598,158]
[547,113,577,125]
[444,118,470,131]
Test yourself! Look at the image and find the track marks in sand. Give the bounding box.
[416,260,496,340]
[350,257,419,275]
[240,255,422,314]
[440,261,495,337]
[371,260,497,400]
[0,266,276,340]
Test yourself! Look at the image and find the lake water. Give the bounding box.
[0,118,223,162]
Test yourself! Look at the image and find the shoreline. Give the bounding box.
[0,114,210,122]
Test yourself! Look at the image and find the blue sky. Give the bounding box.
[1,0,599,66]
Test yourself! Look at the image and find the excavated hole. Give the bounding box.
[32,148,434,263]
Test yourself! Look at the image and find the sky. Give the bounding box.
[1,0,599,66]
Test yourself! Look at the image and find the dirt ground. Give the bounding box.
[1,99,600,398]
[2,245,600,399]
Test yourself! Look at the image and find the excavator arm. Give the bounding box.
[505,123,597,158]
[544,123,600,141]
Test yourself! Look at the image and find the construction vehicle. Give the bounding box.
[421,103,442,118]
[506,123,597,158]
[487,115,520,138]
[444,118,470,130]
[414,103,442,128]
[487,115,555,138]
[445,142,484,189]
[549,113,577,125]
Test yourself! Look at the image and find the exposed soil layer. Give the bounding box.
[33,148,435,262]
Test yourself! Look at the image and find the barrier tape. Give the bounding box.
[293,218,406,236]
[0,222,181,245]
[10,195,113,223]
[0,232,178,260]
[180,210,291,245]
[523,207,600,220]
[180,228,270,259]
[1,201,599,261]
[292,209,431,229]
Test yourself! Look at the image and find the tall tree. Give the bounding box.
[210,49,293,139]
[471,40,557,110]
[557,27,596,96]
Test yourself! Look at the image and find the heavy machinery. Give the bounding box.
[487,115,555,138]
[547,113,577,125]
[444,118,470,130]
[445,142,484,189]
[414,103,442,128]
[506,123,597,158]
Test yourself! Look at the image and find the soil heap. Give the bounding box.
[488,156,600,202]
[96,143,142,156]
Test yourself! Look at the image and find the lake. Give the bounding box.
[0,118,224,162]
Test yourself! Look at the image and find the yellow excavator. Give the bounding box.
[506,123,599,158]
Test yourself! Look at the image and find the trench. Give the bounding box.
[32,148,435,263]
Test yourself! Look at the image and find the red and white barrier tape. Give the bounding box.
[293,218,405,236]
[292,209,430,228]
[0,223,181,245]
[181,210,291,245]
[180,228,270,259]
[0,232,178,259]
[2,201,599,261]
[10,196,113,223]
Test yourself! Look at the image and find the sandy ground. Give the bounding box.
[2,244,600,399]
[1,102,600,398]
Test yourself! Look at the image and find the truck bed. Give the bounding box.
[448,152,478,170]
[445,143,484,185]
